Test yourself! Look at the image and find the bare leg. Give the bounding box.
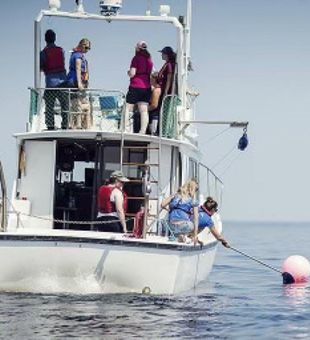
[138,102,149,134]
[151,119,158,135]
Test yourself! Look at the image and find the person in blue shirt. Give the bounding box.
[66,38,91,90]
[198,197,230,248]
[40,29,68,130]
[161,179,199,244]
[65,39,91,129]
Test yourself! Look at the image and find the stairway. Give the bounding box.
[120,141,161,233]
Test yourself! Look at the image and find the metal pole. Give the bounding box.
[34,19,41,89]
[0,162,8,231]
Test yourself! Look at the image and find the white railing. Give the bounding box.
[29,88,125,133]
[28,88,182,139]
[198,162,224,207]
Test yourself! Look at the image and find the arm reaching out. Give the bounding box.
[210,226,230,248]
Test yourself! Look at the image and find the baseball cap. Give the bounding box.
[136,40,148,50]
[110,170,129,182]
[158,46,174,55]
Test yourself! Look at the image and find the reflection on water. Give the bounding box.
[283,282,309,305]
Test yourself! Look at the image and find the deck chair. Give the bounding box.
[98,95,122,131]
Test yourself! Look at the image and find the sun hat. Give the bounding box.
[136,40,148,50]
[110,170,129,182]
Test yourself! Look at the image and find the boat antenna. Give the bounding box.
[185,0,192,75]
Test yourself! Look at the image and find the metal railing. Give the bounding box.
[0,161,7,232]
[29,88,125,133]
[29,88,182,138]
[198,162,224,207]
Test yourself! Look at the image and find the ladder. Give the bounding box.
[120,139,161,235]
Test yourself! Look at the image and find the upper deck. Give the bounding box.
[30,1,197,143]
[26,87,193,141]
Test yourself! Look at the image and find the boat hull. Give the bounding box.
[0,234,218,294]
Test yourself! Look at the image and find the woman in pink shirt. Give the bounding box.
[125,41,153,134]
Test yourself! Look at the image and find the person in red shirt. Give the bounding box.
[124,41,153,134]
[97,171,129,233]
[157,46,176,97]
[155,46,177,135]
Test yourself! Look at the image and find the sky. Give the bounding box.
[1,0,310,223]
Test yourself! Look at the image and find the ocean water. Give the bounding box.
[0,222,309,339]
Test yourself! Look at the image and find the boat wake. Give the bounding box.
[0,273,111,295]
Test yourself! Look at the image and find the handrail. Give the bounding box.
[198,162,223,186]
[198,162,224,207]
[28,87,126,133]
[0,161,7,232]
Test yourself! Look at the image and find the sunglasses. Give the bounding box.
[84,46,91,51]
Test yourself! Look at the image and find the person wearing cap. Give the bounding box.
[40,29,68,130]
[196,197,230,248]
[97,170,129,233]
[124,41,153,134]
[157,46,177,97]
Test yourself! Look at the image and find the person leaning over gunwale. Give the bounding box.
[196,197,230,248]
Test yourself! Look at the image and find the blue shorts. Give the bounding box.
[169,221,194,236]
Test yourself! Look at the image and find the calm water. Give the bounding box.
[1,222,309,339]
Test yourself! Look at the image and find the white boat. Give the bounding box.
[0,0,247,294]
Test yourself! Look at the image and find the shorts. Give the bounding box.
[169,221,194,236]
[126,86,152,104]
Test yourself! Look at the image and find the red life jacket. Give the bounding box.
[98,185,127,213]
[42,46,65,74]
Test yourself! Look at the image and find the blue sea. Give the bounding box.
[0,222,309,339]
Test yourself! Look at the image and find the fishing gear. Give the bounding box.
[238,128,249,151]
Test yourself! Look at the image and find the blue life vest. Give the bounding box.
[67,50,89,87]
[169,195,196,222]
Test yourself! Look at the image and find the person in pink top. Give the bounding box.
[125,41,153,134]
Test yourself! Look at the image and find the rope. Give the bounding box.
[204,126,231,145]
[218,152,242,177]
[230,246,282,274]
[4,196,134,226]
[14,211,134,225]
[211,145,236,170]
